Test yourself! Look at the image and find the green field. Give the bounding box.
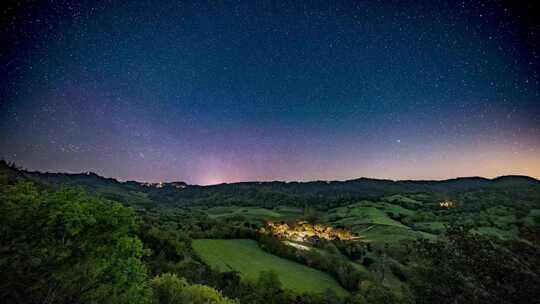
[322,201,411,229]
[202,206,303,221]
[192,239,348,295]
[383,194,423,206]
[205,206,282,218]
[353,225,435,245]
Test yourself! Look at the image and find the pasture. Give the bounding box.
[322,201,412,229]
[202,206,302,221]
[192,239,348,296]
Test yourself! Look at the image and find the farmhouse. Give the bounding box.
[439,200,455,208]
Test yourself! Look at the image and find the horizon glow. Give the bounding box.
[1,1,539,185]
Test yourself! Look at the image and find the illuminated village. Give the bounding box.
[141,181,165,188]
[140,181,187,189]
[262,221,360,243]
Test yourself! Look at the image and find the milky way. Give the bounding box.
[1,1,539,184]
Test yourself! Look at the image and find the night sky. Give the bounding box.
[1,1,539,185]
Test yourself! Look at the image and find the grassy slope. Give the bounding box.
[355,225,435,244]
[203,206,303,222]
[323,202,411,229]
[383,194,423,206]
[192,239,348,296]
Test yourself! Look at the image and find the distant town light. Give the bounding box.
[439,200,455,208]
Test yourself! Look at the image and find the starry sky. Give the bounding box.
[1,0,539,185]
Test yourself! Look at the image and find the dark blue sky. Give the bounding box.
[1,0,539,184]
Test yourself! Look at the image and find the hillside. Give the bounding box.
[2,161,539,211]
[2,160,540,303]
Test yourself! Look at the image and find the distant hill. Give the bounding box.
[1,160,539,210]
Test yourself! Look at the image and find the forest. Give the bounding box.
[1,160,540,304]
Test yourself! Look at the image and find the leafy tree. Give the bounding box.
[357,281,409,304]
[138,222,192,275]
[151,273,237,304]
[181,284,238,304]
[257,270,282,292]
[150,273,187,304]
[0,182,152,304]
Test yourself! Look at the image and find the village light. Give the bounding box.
[262,221,360,243]
[439,200,455,208]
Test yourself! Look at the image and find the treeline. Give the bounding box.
[4,160,540,213]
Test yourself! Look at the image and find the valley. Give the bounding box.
[1,161,539,303]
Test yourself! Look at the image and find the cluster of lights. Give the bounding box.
[262,221,359,243]
[439,200,455,208]
[141,181,165,188]
[139,181,187,189]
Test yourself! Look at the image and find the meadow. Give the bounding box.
[192,239,348,296]
[202,205,303,221]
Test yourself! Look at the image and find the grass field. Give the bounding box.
[353,225,435,245]
[202,206,303,221]
[205,206,283,219]
[383,194,423,206]
[192,239,348,295]
[379,203,415,217]
[322,201,411,229]
[274,206,305,218]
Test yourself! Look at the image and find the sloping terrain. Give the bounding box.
[192,239,348,295]
[3,160,539,211]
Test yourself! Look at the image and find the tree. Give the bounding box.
[257,270,282,292]
[151,273,237,304]
[410,226,540,303]
[181,284,238,304]
[0,182,152,304]
[356,280,408,304]
[150,273,187,304]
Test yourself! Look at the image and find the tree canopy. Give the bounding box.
[0,182,151,304]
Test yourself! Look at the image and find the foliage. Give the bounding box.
[137,220,193,275]
[354,281,411,304]
[151,273,237,304]
[0,181,152,304]
[4,161,539,212]
[2,162,540,304]
[409,226,540,303]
